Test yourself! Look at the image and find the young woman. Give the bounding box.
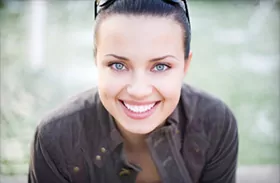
[28,0,239,183]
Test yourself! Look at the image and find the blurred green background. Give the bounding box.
[0,0,279,177]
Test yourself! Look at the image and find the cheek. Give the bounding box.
[157,82,182,101]
[153,71,184,98]
[97,68,128,98]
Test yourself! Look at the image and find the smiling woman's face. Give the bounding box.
[95,15,192,135]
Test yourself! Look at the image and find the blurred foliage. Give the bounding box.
[0,1,4,9]
[1,63,68,175]
[0,1,93,175]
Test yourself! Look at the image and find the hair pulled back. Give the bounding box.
[94,0,191,59]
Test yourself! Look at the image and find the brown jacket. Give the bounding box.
[28,83,238,183]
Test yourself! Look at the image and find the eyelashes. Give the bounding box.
[107,62,171,72]
[152,64,170,72]
[109,62,127,71]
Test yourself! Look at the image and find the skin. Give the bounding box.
[95,14,192,146]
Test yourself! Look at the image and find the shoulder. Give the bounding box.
[178,84,238,181]
[180,83,238,143]
[181,83,237,124]
[30,88,103,181]
[36,87,101,142]
[180,83,238,164]
[181,83,228,113]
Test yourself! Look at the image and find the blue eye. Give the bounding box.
[111,63,126,71]
[153,64,169,72]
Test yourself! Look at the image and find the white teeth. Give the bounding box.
[123,102,155,113]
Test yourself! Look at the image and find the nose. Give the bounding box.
[126,74,153,99]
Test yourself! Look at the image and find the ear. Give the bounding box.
[184,51,193,75]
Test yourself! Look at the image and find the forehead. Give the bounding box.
[96,15,184,58]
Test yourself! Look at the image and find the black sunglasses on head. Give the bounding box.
[94,0,190,26]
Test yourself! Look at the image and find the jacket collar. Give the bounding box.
[93,93,183,168]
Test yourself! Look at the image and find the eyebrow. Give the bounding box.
[105,54,179,62]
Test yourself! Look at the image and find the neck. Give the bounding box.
[124,131,148,152]
[117,125,149,152]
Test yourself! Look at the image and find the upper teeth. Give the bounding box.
[124,102,155,113]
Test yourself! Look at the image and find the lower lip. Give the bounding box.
[120,101,159,120]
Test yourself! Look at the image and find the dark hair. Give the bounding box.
[94,0,191,59]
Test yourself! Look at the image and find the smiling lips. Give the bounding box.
[120,100,159,120]
[124,102,155,113]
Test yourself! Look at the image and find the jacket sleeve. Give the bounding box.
[200,105,239,183]
[28,127,70,183]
